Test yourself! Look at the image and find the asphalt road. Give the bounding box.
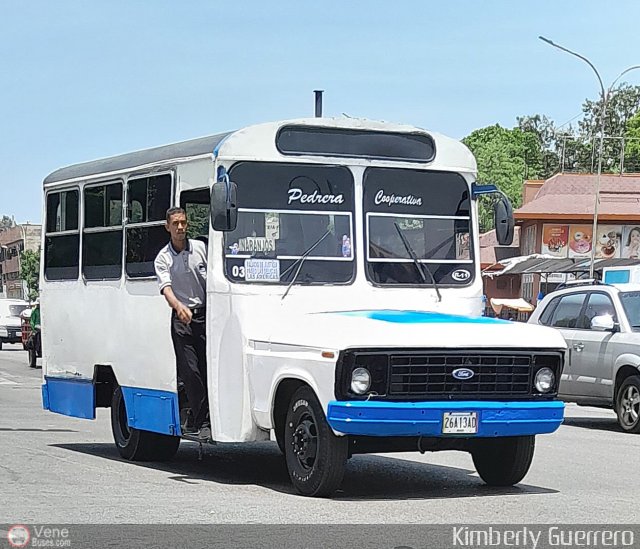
[1,344,639,525]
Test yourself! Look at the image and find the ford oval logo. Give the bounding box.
[452,269,471,281]
[452,368,475,380]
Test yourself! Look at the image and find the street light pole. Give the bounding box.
[539,36,640,279]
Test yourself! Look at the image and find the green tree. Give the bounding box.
[624,111,640,172]
[0,215,13,230]
[462,125,542,232]
[516,114,561,178]
[578,83,640,172]
[186,204,209,239]
[19,249,40,301]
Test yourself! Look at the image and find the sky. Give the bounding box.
[2,0,640,224]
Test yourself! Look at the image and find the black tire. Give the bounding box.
[110,386,180,461]
[284,386,348,497]
[471,435,535,486]
[275,427,286,455]
[615,375,640,434]
[28,348,37,368]
[0,340,3,350]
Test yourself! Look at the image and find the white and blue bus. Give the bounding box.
[40,117,566,496]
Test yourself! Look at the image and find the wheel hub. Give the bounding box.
[621,386,639,425]
[292,417,317,468]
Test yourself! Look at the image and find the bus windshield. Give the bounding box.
[363,167,474,286]
[225,162,355,284]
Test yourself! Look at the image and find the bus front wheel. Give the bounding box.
[110,386,180,461]
[471,435,535,486]
[284,386,347,497]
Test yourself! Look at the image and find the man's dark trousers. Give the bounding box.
[171,310,208,429]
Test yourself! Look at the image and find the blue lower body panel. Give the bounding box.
[42,378,180,436]
[120,386,181,436]
[327,400,564,437]
[42,376,95,420]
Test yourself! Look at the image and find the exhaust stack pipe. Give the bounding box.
[314,90,323,117]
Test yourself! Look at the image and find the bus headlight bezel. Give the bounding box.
[350,367,372,395]
[534,367,555,393]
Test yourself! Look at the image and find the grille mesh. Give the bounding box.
[389,354,532,397]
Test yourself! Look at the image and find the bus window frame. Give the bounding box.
[361,167,476,289]
[222,161,357,286]
[81,179,125,282]
[123,170,175,281]
[43,186,81,282]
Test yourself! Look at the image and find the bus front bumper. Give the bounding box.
[326,399,564,437]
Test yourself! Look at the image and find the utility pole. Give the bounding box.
[539,36,640,278]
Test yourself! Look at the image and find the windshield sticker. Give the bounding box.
[374,190,423,207]
[452,269,471,281]
[341,235,352,258]
[238,237,276,254]
[456,233,470,259]
[287,188,344,205]
[245,259,280,282]
[265,213,280,239]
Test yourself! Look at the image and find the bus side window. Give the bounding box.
[83,182,123,280]
[125,174,172,278]
[44,189,80,280]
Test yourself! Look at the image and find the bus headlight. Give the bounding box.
[350,367,371,395]
[534,367,555,393]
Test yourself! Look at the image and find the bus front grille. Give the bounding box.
[389,353,532,397]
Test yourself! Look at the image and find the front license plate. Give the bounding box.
[442,412,478,434]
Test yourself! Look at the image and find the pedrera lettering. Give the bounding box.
[288,188,344,205]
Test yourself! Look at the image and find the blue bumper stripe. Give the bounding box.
[334,310,509,324]
[42,376,95,420]
[327,400,564,437]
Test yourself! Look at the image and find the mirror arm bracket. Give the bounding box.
[471,183,508,201]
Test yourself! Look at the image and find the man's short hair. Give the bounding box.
[166,207,187,222]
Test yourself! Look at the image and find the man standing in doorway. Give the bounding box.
[154,207,209,437]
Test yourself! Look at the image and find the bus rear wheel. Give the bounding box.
[471,435,535,486]
[284,386,347,497]
[110,386,180,461]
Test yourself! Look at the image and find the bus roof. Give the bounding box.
[43,118,476,186]
[43,131,232,185]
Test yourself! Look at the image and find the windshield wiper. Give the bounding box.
[393,222,442,302]
[280,229,332,300]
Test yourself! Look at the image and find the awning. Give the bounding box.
[490,298,535,315]
[483,254,640,277]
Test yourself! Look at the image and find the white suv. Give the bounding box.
[528,282,640,433]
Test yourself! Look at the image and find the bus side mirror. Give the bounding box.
[494,195,514,246]
[210,180,238,232]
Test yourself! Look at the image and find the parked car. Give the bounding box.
[528,281,640,433]
[0,299,30,350]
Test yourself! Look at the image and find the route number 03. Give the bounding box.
[231,265,245,278]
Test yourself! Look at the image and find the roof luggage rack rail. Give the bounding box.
[556,278,602,290]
